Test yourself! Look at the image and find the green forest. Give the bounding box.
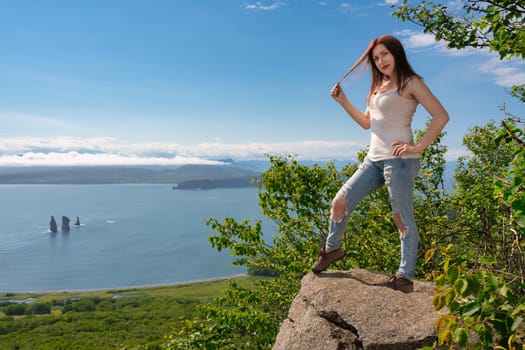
[0,277,261,349]
[1,1,523,349]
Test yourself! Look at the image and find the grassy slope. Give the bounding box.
[0,276,258,350]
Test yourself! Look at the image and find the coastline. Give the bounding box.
[2,273,248,296]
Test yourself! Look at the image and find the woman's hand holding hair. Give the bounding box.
[330,83,348,104]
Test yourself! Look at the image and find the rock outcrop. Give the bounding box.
[61,216,70,231]
[273,269,444,350]
[49,216,57,233]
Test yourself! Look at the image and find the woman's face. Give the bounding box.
[372,43,395,78]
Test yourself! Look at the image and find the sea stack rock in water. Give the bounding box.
[49,216,58,233]
[74,216,80,226]
[61,216,70,232]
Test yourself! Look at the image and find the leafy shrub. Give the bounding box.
[427,244,524,348]
[419,117,524,349]
[5,304,26,316]
[51,299,63,307]
[94,299,116,311]
[63,299,96,313]
[247,265,279,277]
[26,303,51,315]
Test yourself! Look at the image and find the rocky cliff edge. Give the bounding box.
[273,269,445,350]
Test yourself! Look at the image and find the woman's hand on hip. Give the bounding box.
[391,141,421,157]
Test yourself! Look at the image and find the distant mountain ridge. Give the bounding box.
[0,164,261,188]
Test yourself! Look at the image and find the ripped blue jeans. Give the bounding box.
[325,157,420,279]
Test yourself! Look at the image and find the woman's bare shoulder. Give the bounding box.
[404,75,433,98]
[406,75,425,89]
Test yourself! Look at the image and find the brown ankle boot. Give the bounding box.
[311,247,346,273]
[375,274,414,293]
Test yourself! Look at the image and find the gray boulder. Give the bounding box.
[273,269,445,350]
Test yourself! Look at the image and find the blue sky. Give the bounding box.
[0,0,523,166]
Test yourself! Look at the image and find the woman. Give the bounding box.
[311,34,449,293]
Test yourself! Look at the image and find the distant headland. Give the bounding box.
[0,164,262,189]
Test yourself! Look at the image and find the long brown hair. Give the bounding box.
[338,34,421,104]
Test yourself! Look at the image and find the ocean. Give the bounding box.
[0,185,268,292]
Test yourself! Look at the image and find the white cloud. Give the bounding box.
[445,147,470,161]
[396,29,480,55]
[395,29,443,50]
[478,57,525,87]
[400,31,438,49]
[374,0,399,7]
[244,2,282,11]
[0,137,365,166]
[0,152,224,167]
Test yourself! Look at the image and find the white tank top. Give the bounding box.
[367,89,419,161]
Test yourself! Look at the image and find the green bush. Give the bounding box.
[427,245,524,348]
[5,304,26,316]
[26,303,51,315]
[63,299,96,313]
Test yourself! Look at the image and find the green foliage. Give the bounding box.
[392,3,524,347]
[448,121,518,267]
[25,303,51,315]
[412,122,453,276]
[63,298,98,313]
[423,119,525,349]
[5,304,26,316]
[495,117,525,229]
[393,0,525,60]
[164,277,299,350]
[0,287,220,349]
[510,84,525,103]
[426,245,524,349]
[208,155,343,277]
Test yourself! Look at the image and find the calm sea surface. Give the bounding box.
[0,185,269,292]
